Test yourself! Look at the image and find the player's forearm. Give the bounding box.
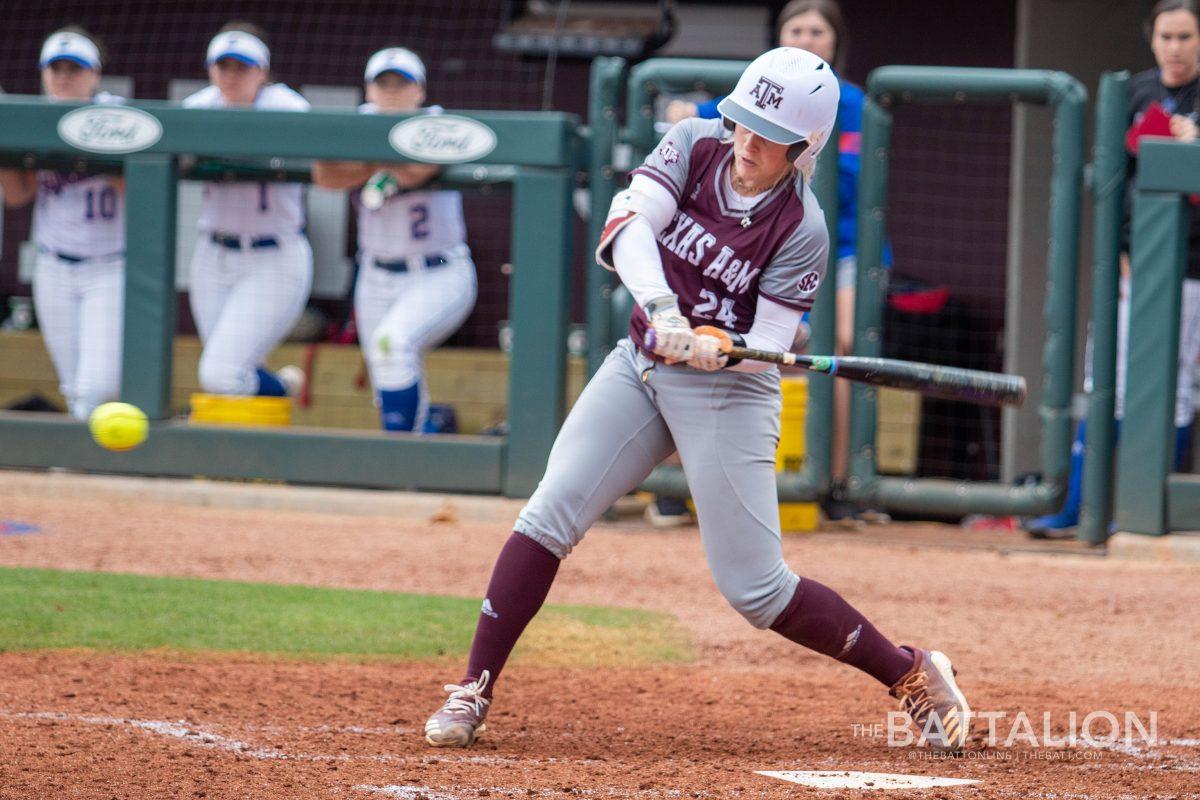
[0,169,36,207]
[728,297,803,373]
[612,215,676,310]
[310,160,376,190]
[389,163,440,189]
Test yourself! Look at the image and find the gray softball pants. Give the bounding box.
[514,339,800,629]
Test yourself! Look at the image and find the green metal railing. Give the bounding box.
[1078,71,1129,544]
[848,67,1087,516]
[0,96,580,497]
[584,57,626,377]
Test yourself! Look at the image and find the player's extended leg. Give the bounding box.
[655,364,969,750]
[31,253,82,417]
[195,239,313,396]
[359,252,477,431]
[71,257,125,419]
[424,340,676,747]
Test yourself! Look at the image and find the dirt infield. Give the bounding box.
[2,475,1199,799]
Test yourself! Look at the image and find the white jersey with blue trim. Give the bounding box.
[33,92,126,259]
[183,83,310,237]
[355,103,467,258]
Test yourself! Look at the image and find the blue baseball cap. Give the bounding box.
[39,31,101,70]
[206,30,270,68]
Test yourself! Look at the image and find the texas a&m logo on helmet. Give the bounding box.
[749,76,785,110]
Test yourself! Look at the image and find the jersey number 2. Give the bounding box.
[693,289,738,326]
[410,204,429,239]
[84,187,117,220]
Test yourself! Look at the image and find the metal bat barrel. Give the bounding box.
[822,356,1024,406]
[726,347,1026,407]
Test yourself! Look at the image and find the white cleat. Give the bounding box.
[424,670,491,748]
[890,648,972,752]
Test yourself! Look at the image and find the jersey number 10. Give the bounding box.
[84,186,117,221]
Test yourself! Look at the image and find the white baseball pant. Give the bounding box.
[188,233,313,395]
[355,246,477,425]
[32,251,124,419]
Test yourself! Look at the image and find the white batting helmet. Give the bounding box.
[717,47,840,170]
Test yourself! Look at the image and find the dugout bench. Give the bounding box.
[0,97,581,497]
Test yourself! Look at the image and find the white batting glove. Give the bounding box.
[644,296,694,364]
[687,325,734,371]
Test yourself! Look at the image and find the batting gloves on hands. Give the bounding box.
[688,325,739,371]
[645,296,694,364]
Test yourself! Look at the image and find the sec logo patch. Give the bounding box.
[797,270,821,295]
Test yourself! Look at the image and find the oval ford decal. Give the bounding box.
[388,115,497,164]
[57,106,163,154]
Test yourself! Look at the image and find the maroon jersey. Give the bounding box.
[627,117,829,351]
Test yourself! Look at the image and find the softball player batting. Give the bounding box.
[312,48,476,432]
[183,23,311,398]
[0,28,126,420]
[425,48,971,752]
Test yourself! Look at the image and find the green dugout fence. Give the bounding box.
[5,65,1189,530]
[845,67,1085,518]
[1116,134,1200,535]
[0,98,580,497]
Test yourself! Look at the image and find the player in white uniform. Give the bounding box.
[0,28,126,420]
[182,23,312,397]
[313,48,477,431]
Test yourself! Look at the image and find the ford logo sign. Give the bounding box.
[57,106,163,154]
[388,115,497,164]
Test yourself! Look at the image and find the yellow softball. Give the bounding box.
[88,402,149,452]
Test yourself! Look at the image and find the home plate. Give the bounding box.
[757,771,981,790]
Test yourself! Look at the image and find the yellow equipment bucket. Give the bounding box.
[778,378,819,532]
[189,393,293,427]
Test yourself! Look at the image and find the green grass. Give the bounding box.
[0,567,692,665]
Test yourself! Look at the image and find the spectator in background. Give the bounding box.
[313,48,477,432]
[665,0,891,521]
[0,28,127,420]
[1026,0,1200,536]
[182,22,310,398]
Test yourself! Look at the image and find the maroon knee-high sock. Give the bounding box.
[463,532,561,696]
[770,577,914,687]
